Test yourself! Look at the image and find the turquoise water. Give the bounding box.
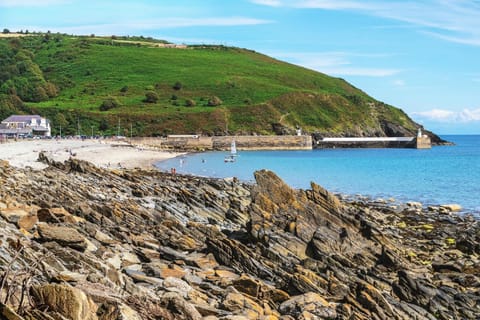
[156,135,480,215]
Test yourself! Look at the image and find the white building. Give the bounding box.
[0,115,51,137]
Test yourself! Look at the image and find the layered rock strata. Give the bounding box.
[0,155,478,319]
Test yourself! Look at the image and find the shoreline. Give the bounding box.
[0,158,478,318]
[0,138,183,170]
[0,138,473,216]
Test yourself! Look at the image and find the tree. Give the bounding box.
[2,28,10,34]
[173,81,182,90]
[144,91,159,103]
[100,97,121,111]
[54,113,68,135]
[185,99,196,107]
[99,119,109,131]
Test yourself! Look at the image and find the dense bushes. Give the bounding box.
[185,99,196,107]
[100,97,121,111]
[144,91,159,103]
[207,96,222,106]
[0,41,58,103]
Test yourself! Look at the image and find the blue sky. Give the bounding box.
[1,0,479,134]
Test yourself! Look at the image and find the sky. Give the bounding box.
[1,0,479,134]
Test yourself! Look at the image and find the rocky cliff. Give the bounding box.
[0,155,478,319]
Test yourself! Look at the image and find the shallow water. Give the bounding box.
[156,135,480,215]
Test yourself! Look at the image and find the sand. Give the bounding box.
[0,138,181,170]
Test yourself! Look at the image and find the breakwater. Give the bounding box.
[130,134,430,151]
[0,155,478,319]
[314,136,431,149]
[130,135,313,151]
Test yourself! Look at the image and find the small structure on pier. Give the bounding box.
[415,128,431,149]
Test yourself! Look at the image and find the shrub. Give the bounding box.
[185,99,196,107]
[171,94,178,100]
[100,96,121,111]
[144,91,159,103]
[207,96,222,106]
[173,81,182,90]
[120,86,128,93]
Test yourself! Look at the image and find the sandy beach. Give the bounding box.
[0,138,181,170]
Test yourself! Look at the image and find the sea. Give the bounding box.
[156,135,480,216]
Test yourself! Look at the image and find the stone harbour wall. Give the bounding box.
[130,135,313,151]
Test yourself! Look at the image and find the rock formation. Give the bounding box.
[0,155,478,319]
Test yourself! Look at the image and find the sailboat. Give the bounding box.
[224,140,237,163]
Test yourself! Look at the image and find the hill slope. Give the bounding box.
[0,33,431,139]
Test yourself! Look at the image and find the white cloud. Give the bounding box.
[413,108,480,123]
[250,0,282,7]
[23,17,272,36]
[393,79,405,86]
[251,0,480,46]
[251,0,372,10]
[0,0,67,6]
[272,51,401,77]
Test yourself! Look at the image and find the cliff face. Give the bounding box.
[0,156,478,319]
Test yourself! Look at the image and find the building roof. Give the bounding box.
[2,115,43,123]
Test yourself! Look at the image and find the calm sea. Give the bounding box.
[156,135,480,215]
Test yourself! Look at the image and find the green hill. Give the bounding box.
[0,33,424,138]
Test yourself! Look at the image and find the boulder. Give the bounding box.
[30,284,98,320]
[37,224,88,251]
[97,301,142,320]
[0,207,30,224]
[0,302,24,320]
[279,292,336,319]
[440,204,462,212]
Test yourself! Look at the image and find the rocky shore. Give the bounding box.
[0,154,479,319]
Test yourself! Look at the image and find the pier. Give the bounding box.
[316,135,431,149]
[130,132,431,151]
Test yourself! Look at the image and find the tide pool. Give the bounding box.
[156,135,480,215]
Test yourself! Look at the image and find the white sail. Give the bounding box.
[231,140,237,155]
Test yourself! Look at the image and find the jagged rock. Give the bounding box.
[36,224,88,251]
[30,284,98,320]
[0,207,30,224]
[222,291,264,316]
[163,277,193,298]
[0,155,478,319]
[279,292,337,319]
[37,207,78,224]
[0,302,24,320]
[440,204,462,212]
[97,301,142,320]
[161,292,202,320]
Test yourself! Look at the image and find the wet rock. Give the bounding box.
[440,204,462,212]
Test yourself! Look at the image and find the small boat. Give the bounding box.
[224,140,237,163]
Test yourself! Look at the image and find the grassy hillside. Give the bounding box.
[0,33,419,137]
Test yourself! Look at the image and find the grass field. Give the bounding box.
[0,34,418,136]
